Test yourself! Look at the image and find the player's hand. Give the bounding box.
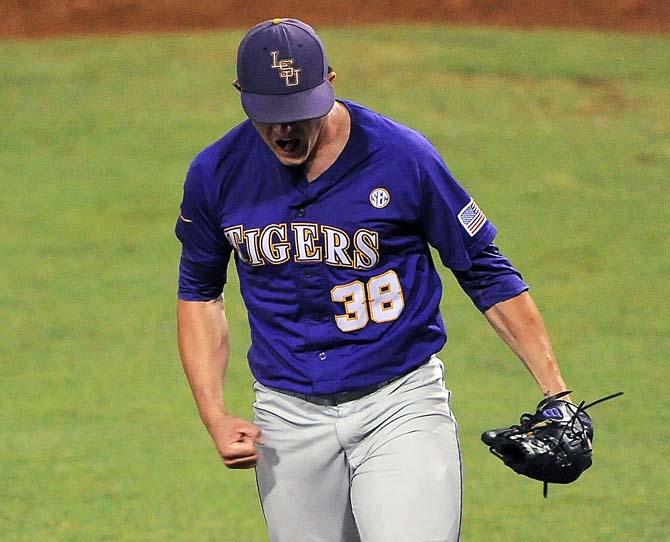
[210,415,264,469]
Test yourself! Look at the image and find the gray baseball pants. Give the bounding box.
[253,357,462,542]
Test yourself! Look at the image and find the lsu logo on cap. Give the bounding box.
[270,51,301,87]
[369,188,390,209]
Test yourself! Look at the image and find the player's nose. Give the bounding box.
[271,123,294,136]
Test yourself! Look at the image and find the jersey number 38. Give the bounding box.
[330,270,405,332]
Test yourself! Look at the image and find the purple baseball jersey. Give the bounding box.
[176,101,507,395]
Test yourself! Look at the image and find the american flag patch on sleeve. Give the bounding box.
[457,199,487,237]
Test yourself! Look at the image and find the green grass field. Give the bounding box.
[1,24,669,541]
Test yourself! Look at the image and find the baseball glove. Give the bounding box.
[481,391,623,496]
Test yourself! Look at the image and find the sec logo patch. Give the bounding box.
[369,188,390,209]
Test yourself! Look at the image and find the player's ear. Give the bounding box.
[327,66,336,84]
[232,79,242,91]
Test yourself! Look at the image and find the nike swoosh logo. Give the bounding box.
[179,213,193,223]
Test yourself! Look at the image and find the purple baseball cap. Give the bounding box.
[236,18,335,124]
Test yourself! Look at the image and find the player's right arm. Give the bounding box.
[175,158,261,469]
[177,297,262,469]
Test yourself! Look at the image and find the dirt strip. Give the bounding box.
[2,0,669,39]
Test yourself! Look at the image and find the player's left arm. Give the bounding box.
[452,243,570,398]
[483,292,568,397]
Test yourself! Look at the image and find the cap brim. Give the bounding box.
[241,80,335,124]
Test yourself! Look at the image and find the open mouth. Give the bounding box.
[276,138,300,154]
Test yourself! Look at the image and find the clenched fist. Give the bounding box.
[208,414,264,469]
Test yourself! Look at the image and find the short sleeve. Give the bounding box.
[452,243,529,312]
[419,149,496,271]
[175,162,231,300]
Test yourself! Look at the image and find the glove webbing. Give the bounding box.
[542,390,624,498]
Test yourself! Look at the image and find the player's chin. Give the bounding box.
[275,153,308,167]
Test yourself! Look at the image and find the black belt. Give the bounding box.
[267,375,404,406]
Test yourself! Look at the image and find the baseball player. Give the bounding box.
[176,18,572,542]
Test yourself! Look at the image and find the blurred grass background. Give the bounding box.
[1,25,669,541]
